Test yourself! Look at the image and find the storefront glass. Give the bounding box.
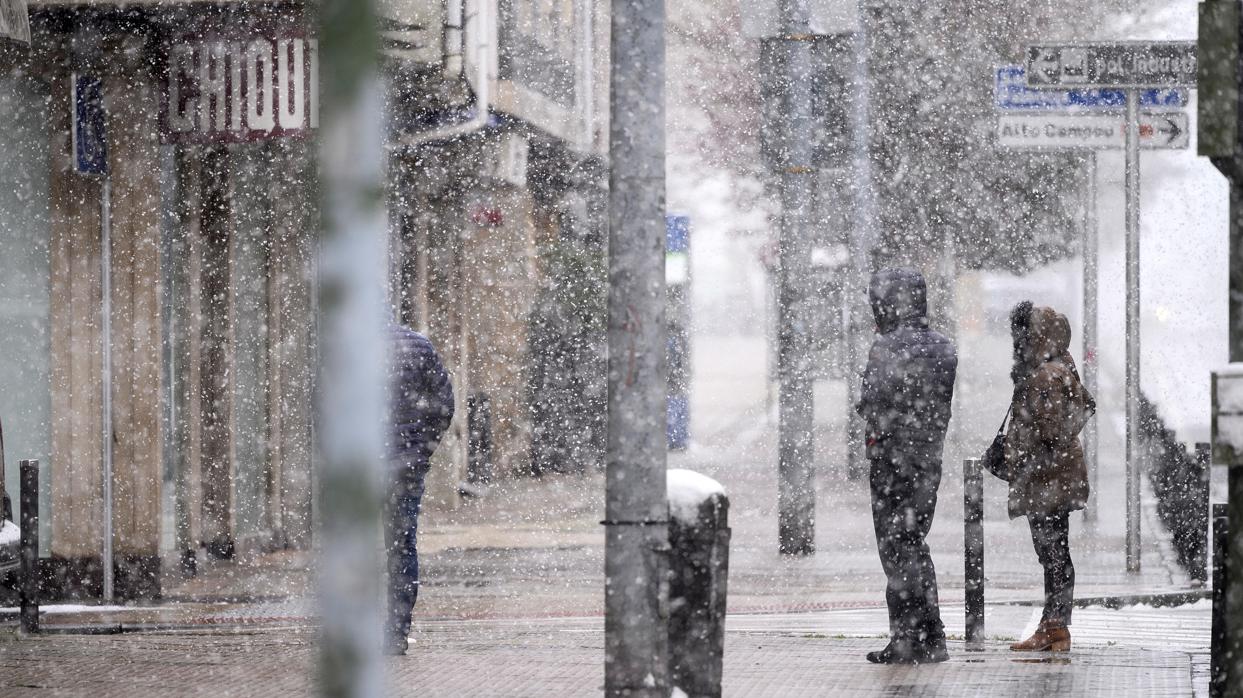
[0,69,52,549]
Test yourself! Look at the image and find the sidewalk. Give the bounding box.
[0,331,1211,695]
[0,606,1202,697]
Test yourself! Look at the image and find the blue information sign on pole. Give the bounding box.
[72,73,108,176]
[995,65,1187,112]
[666,214,691,450]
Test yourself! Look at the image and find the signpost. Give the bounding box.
[995,65,1187,112]
[72,73,113,601]
[996,112,1189,150]
[1023,41,1197,573]
[1026,41,1198,88]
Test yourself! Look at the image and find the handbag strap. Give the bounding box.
[996,405,1013,435]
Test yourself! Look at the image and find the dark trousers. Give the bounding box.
[1028,511,1074,625]
[869,454,945,647]
[385,464,429,640]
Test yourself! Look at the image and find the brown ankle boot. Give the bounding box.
[1009,621,1071,652]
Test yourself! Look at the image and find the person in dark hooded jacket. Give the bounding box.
[857,268,958,665]
[1004,302,1094,653]
[385,323,455,655]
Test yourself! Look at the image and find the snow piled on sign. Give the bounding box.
[667,469,725,524]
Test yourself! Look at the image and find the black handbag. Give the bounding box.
[981,406,1012,481]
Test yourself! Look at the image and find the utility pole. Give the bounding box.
[775,0,818,556]
[317,0,387,695]
[1199,2,1243,693]
[602,0,669,694]
[1124,88,1142,573]
[846,9,873,483]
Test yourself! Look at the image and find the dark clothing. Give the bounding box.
[857,269,957,650]
[858,269,958,462]
[1028,511,1074,625]
[385,325,454,643]
[385,460,430,641]
[869,453,944,646]
[1005,303,1090,629]
[387,324,455,466]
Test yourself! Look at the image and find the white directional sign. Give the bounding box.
[996,112,1189,150]
[1026,42,1197,89]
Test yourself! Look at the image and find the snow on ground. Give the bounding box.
[0,604,136,614]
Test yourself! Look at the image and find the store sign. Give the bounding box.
[72,74,108,175]
[0,0,30,45]
[161,37,318,143]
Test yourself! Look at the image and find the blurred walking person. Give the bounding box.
[857,268,958,664]
[385,323,455,655]
[1003,302,1095,652]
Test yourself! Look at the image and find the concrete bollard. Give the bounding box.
[963,458,985,649]
[667,470,730,698]
[1212,503,1227,698]
[19,459,38,634]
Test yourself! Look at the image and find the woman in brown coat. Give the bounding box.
[1004,302,1095,652]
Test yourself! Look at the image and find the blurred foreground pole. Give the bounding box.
[1200,3,1243,694]
[317,0,388,696]
[603,0,669,694]
[775,0,818,556]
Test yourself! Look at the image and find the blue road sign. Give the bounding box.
[995,65,1187,112]
[666,214,690,254]
[72,73,107,176]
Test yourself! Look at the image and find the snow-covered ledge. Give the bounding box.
[667,469,726,525]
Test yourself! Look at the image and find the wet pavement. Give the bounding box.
[0,612,1200,697]
[0,332,1215,695]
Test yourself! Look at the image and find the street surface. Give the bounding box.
[0,330,1213,695]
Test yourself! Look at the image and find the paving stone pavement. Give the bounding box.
[0,616,1197,697]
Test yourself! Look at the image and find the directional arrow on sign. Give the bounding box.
[1154,114,1182,146]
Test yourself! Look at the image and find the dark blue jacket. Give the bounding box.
[388,324,455,467]
[857,269,958,461]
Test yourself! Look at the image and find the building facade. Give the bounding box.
[0,0,607,599]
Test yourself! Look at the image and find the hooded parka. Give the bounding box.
[1004,306,1095,519]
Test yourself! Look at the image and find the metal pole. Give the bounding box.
[1227,467,1243,698]
[846,20,875,483]
[1227,176,1243,698]
[317,0,388,694]
[1213,502,1227,698]
[1124,89,1142,573]
[963,458,984,649]
[19,460,39,634]
[101,177,114,602]
[776,0,817,556]
[1083,152,1099,524]
[603,0,669,693]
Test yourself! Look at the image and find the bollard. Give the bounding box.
[19,459,38,634]
[963,458,985,649]
[668,480,730,698]
[1212,503,1227,698]
[1193,443,1211,583]
[466,394,493,484]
